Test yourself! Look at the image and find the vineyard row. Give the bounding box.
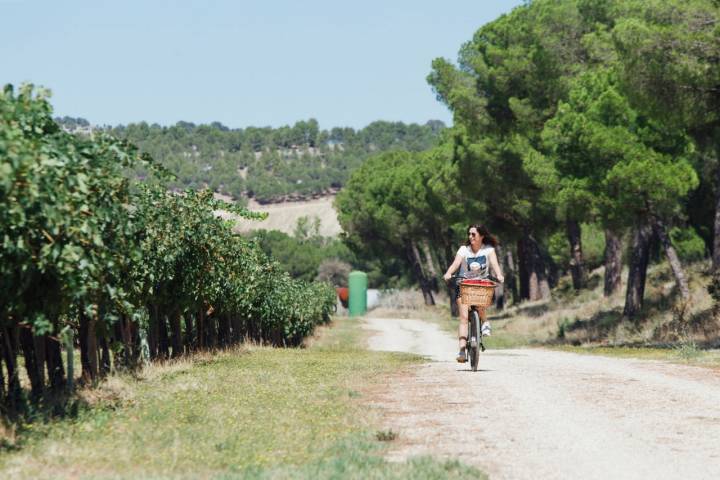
[0,85,336,412]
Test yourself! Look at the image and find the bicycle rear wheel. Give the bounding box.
[469,310,480,371]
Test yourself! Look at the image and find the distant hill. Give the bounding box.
[56,117,446,203]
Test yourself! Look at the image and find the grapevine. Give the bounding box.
[0,85,334,410]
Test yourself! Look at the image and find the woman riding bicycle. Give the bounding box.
[443,224,504,363]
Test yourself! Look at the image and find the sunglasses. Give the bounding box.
[468,232,478,237]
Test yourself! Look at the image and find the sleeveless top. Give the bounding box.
[456,245,494,278]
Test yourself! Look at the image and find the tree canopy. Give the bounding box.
[338,0,718,316]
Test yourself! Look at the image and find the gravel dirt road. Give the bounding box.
[362,316,720,480]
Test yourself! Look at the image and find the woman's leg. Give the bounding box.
[479,307,491,335]
[458,298,468,349]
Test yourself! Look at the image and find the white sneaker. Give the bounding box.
[481,322,491,337]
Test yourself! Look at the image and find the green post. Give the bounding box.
[348,271,368,317]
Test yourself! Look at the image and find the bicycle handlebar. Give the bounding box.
[446,273,502,284]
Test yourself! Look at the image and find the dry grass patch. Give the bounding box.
[229,196,342,237]
[493,261,719,348]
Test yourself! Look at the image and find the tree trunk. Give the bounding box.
[1,326,22,409]
[519,234,550,301]
[624,223,653,318]
[99,335,111,376]
[494,245,506,310]
[231,316,243,344]
[33,333,46,387]
[713,165,720,271]
[185,313,195,351]
[113,319,124,367]
[79,310,99,383]
[0,343,5,400]
[45,335,65,391]
[218,315,231,348]
[652,217,691,302]
[566,219,586,290]
[537,252,551,300]
[542,247,559,290]
[408,241,435,306]
[79,310,90,382]
[20,327,44,399]
[205,311,217,348]
[413,241,435,305]
[712,156,720,319]
[117,315,134,369]
[420,240,439,293]
[130,319,141,367]
[88,315,100,382]
[148,304,159,359]
[170,312,183,358]
[158,313,170,359]
[65,329,74,391]
[198,309,206,348]
[603,228,623,297]
[529,256,540,301]
[517,238,530,300]
[442,235,459,317]
[504,248,519,305]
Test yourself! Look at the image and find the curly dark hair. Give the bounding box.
[466,224,499,248]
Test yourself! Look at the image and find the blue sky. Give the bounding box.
[1,0,524,129]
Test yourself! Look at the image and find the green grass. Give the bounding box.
[549,344,720,369]
[236,437,484,480]
[0,316,486,479]
[481,331,534,349]
[305,314,369,350]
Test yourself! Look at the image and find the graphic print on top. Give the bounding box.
[456,245,494,279]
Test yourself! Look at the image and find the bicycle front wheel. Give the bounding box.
[469,310,480,371]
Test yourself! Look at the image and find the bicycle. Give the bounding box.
[451,274,498,372]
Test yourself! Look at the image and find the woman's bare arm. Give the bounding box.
[489,249,505,283]
[443,255,463,281]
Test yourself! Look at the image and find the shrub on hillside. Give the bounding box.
[670,227,706,262]
[316,259,352,287]
[548,222,606,272]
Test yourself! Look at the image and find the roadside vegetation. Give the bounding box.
[0,317,485,480]
[336,0,720,352]
[491,260,716,345]
[0,86,335,417]
[248,218,355,284]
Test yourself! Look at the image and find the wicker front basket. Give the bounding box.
[459,281,496,307]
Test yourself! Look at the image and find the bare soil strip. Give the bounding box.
[362,316,720,480]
